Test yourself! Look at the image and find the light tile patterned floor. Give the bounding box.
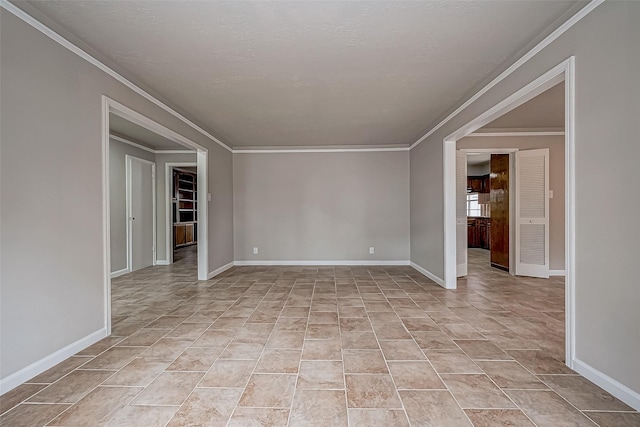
[1,248,639,426]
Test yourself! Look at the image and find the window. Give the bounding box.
[467,193,481,217]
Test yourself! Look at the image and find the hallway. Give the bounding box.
[1,253,637,426]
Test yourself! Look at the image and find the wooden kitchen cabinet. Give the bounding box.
[467,175,490,193]
[468,217,490,250]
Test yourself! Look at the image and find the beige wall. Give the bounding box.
[0,10,233,381]
[411,1,640,394]
[233,152,410,262]
[458,135,565,271]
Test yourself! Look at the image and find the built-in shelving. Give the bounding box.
[172,169,197,248]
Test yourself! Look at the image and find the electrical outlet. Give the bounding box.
[369,247,375,255]
[253,247,259,255]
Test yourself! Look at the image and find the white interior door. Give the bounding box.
[515,148,549,278]
[456,150,468,277]
[127,156,156,272]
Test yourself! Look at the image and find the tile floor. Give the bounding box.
[1,248,639,426]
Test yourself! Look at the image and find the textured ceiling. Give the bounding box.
[109,114,190,151]
[23,1,582,148]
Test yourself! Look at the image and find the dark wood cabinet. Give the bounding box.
[467,175,490,194]
[468,217,490,250]
[468,219,479,248]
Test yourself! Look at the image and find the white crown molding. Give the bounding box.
[0,328,107,395]
[408,0,604,150]
[467,131,565,137]
[2,0,598,153]
[110,134,194,154]
[0,0,233,153]
[233,147,410,154]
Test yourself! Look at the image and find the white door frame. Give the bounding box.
[102,96,209,336]
[126,155,157,272]
[165,162,197,264]
[443,57,576,367]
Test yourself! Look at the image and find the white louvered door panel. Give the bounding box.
[515,149,549,278]
[456,151,468,277]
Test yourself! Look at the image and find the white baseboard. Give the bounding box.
[109,268,129,279]
[0,328,107,395]
[410,262,445,288]
[549,269,566,276]
[233,260,410,267]
[208,261,235,279]
[573,358,640,411]
[155,260,170,266]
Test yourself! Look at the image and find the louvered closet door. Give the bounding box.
[515,149,549,278]
[456,150,468,277]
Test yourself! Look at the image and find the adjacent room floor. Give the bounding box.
[1,249,638,426]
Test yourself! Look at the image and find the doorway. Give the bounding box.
[458,149,518,276]
[442,57,576,367]
[165,163,198,266]
[103,96,209,335]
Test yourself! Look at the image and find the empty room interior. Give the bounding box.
[1,1,639,426]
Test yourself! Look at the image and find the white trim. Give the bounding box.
[410,262,445,288]
[155,260,170,266]
[409,0,603,150]
[110,134,193,154]
[111,134,155,153]
[460,148,520,154]
[443,140,457,289]
[196,151,208,281]
[565,56,577,367]
[208,261,235,279]
[467,131,565,137]
[233,147,409,154]
[0,0,233,153]
[573,359,640,411]
[102,97,112,336]
[234,260,410,267]
[0,328,107,395]
[165,162,198,265]
[110,268,129,278]
[155,150,195,154]
[549,269,566,276]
